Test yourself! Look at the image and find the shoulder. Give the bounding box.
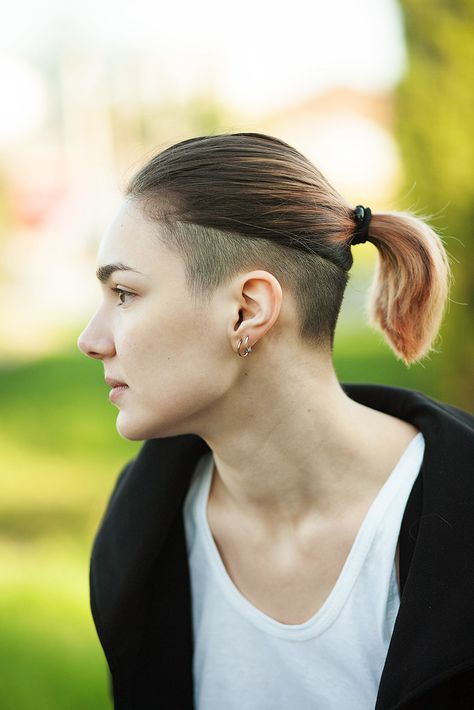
[342,381,473,434]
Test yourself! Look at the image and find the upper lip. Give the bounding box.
[105,377,128,388]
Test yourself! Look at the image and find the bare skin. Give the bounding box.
[207,419,414,625]
[78,197,417,625]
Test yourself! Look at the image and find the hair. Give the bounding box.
[125,131,452,366]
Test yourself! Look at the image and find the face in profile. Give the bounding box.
[77,198,235,441]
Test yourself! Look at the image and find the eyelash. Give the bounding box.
[110,286,134,307]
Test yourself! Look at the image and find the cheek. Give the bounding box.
[112,302,232,433]
[117,308,207,386]
[116,355,228,440]
[114,307,166,364]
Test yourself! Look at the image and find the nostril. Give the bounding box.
[87,350,104,360]
[77,335,102,359]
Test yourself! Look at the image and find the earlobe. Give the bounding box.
[237,335,253,358]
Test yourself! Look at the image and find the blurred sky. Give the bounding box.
[1,0,405,119]
[0,0,408,358]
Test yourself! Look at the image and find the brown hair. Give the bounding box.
[125,132,452,365]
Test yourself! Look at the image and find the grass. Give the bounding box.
[0,540,111,710]
[0,346,140,709]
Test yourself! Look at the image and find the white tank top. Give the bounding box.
[183,432,425,710]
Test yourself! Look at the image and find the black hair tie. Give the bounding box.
[350,205,372,246]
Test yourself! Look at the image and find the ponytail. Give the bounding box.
[360,210,452,365]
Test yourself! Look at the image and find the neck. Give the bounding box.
[198,360,417,534]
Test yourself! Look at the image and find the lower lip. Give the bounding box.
[109,385,129,402]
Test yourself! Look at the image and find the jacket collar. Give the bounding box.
[91,382,474,709]
[361,383,474,708]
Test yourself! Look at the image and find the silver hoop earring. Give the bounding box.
[237,335,252,357]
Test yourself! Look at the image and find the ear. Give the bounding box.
[229,270,283,350]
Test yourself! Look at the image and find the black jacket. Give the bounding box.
[90,382,474,709]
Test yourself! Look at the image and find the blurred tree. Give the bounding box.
[395,0,474,410]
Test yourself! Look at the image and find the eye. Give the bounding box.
[110,286,135,307]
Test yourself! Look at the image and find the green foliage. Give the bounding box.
[0,541,111,710]
[395,0,474,409]
[0,350,139,709]
[0,346,139,461]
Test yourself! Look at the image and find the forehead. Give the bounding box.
[97,199,160,261]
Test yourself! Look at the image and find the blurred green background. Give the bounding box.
[1,1,473,708]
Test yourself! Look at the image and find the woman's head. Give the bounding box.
[77,132,452,440]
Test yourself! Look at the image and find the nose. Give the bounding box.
[77,312,115,360]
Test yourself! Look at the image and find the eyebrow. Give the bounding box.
[96,263,144,284]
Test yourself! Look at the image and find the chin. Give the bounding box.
[115,408,196,442]
[115,414,151,441]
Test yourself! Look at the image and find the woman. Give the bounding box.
[77,132,474,709]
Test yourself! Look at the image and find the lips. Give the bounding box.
[105,377,128,388]
[105,375,129,406]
